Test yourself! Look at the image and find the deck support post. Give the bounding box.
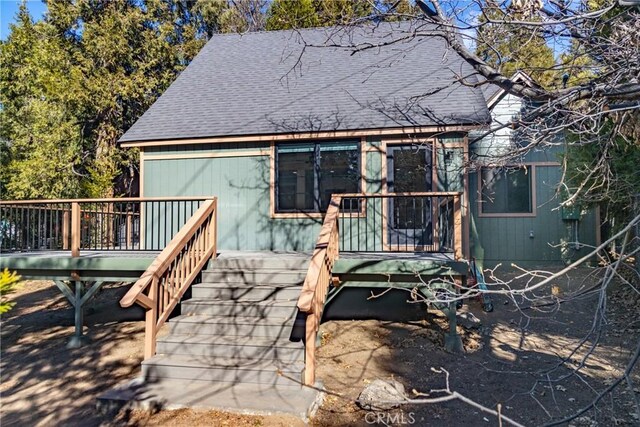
[443,300,463,353]
[67,281,88,348]
[54,280,104,348]
[303,313,317,386]
[143,278,158,360]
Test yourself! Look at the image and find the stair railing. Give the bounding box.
[120,197,218,359]
[296,196,342,386]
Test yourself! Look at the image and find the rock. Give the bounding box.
[568,416,598,427]
[356,379,406,411]
[458,312,481,329]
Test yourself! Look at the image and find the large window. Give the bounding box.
[480,166,533,215]
[276,141,360,213]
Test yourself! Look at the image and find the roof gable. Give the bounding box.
[119,22,491,144]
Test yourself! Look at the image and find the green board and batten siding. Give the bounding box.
[142,133,595,265]
[469,124,597,266]
[143,139,387,251]
[144,142,319,251]
[142,136,461,252]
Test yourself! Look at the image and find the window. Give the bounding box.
[481,166,533,215]
[276,141,360,213]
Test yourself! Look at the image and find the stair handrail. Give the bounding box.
[297,195,342,385]
[120,197,218,359]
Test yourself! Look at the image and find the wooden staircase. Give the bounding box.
[142,257,308,386]
[104,255,321,418]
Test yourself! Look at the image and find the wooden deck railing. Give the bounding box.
[297,196,342,386]
[335,192,463,256]
[0,197,210,254]
[296,192,463,385]
[120,198,217,359]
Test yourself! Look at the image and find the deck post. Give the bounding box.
[71,202,80,257]
[143,278,159,359]
[453,195,463,260]
[66,281,91,348]
[303,313,317,386]
[62,210,70,250]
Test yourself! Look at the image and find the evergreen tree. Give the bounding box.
[265,0,374,31]
[475,2,556,88]
[266,0,319,30]
[1,1,211,199]
[0,5,84,199]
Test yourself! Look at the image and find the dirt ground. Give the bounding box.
[1,265,639,426]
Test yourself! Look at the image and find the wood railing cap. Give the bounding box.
[0,196,216,205]
[335,191,462,198]
[119,198,217,308]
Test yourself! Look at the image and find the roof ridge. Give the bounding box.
[206,19,411,36]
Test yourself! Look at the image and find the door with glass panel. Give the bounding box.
[386,144,433,250]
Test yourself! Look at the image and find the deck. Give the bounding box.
[0,249,462,280]
[1,194,466,387]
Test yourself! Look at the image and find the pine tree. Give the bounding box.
[475,3,556,88]
[266,0,319,30]
[0,5,84,199]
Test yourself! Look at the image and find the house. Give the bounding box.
[468,71,599,268]
[120,22,489,255]
[0,21,596,416]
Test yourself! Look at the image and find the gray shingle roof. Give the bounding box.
[119,22,491,143]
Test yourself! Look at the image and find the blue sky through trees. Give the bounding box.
[1,0,47,40]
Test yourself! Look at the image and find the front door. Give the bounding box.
[386,144,433,250]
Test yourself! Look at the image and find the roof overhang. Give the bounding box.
[486,70,540,110]
[120,124,484,148]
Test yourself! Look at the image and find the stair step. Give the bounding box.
[98,378,319,419]
[191,283,301,301]
[168,314,296,337]
[156,334,304,360]
[210,256,310,270]
[201,269,306,284]
[142,354,304,385]
[181,299,298,317]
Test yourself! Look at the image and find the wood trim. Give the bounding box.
[527,161,561,167]
[269,139,368,219]
[120,125,480,148]
[71,202,80,257]
[269,142,275,218]
[463,135,470,259]
[381,139,388,250]
[338,192,462,198]
[384,134,464,147]
[272,212,324,219]
[360,137,367,195]
[481,161,561,168]
[144,149,270,161]
[384,137,437,146]
[1,196,215,205]
[139,150,145,198]
[381,139,388,194]
[454,195,463,260]
[477,164,538,218]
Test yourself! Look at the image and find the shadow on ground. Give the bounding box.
[0,281,145,427]
[312,267,640,426]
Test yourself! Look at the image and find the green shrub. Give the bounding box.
[0,269,21,314]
